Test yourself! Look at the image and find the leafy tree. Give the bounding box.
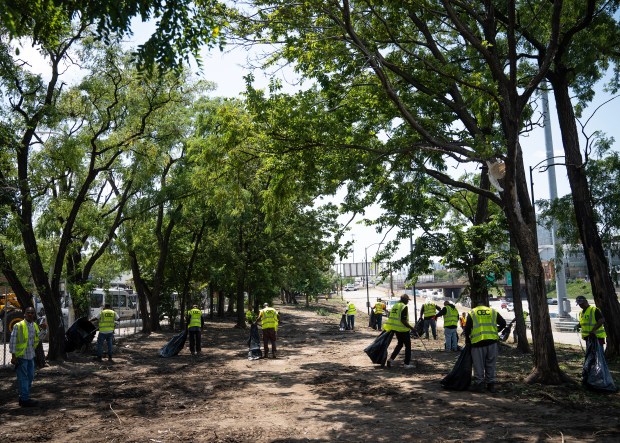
[1,0,227,72]
[234,0,587,383]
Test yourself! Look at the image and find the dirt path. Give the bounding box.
[0,301,619,442]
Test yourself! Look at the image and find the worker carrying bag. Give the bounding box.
[440,344,472,391]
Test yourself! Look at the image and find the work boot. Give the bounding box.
[469,383,485,393]
[108,356,113,362]
[95,356,102,362]
[272,353,277,359]
[19,399,38,407]
[386,359,394,368]
[487,383,498,393]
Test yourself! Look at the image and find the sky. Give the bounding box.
[16,20,620,268]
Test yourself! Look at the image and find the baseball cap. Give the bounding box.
[401,294,411,301]
[575,296,587,305]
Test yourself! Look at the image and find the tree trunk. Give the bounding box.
[510,236,530,353]
[551,75,620,358]
[468,166,492,308]
[501,145,569,383]
[128,249,152,333]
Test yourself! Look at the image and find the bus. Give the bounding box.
[89,287,138,320]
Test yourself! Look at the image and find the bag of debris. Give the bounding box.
[339,314,348,331]
[499,319,515,342]
[411,318,424,338]
[65,317,98,353]
[248,323,262,360]
[159,330,188,358]
[441,344,472,391]
[582,339,618,393]
[364,330,394,366]
[369,311,377,329]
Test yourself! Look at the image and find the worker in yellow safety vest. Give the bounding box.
[575,296,606,346]
[256,303,280,358]
[10,307,47,407]
[373,299,386,330]
[384,294,416,369]
[419,299,440,339]
[186,304,204,356]
[345,301,357,331]
[436,300,459,351]
[95,304,119,362]
[463,305,506,393]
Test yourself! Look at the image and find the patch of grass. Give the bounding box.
[316,308,330,316]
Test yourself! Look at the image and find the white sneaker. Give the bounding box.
[404,363,416,369]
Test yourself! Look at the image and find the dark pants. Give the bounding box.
[390,331,412,365]
[188,327,201,354]
[263,328,277,356]
[375,313,383,330]
[424,318,437,339]
[347,315,355,330]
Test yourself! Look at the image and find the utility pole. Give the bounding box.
[541,83,569,317]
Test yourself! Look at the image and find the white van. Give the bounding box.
[90,288,138,320]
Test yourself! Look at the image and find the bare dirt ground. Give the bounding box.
[1,300,619,443]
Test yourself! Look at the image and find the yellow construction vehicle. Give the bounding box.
[0,292,24,340]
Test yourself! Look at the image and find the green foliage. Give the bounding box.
[68,281,95,318]
[547,279,593,300]
[159,291,179,329]
[315,308,329,316]
[245,310,257,324]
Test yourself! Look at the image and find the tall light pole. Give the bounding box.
[365,243,382,315]
[529,82,569,316]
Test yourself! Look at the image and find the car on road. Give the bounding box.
[344,283,358,291]
[547,298,558,305]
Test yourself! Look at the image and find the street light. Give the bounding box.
[365,243,382,315]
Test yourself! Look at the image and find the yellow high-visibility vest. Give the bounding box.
[469,306,499,344]
[99,309,116,333]
[14,320,40,357]
[346,303,357,315]
[444,305,458,327]
[187,308,202,328]
[260,307,279,330]
[423,303,437,318]
[579,306,606,339]
[383,302,409,332]
[374,302,385,314]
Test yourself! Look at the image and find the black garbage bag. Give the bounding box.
[339,314,349,331]
[441,345,473,390]
[411,318,424,338]
[248,323,262,360]
[582,339,618,393]
[499,319,515,342]
[65,317,98,353]
[159,330,188,358]
[364,330,394,366]
[369,311,377,329]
